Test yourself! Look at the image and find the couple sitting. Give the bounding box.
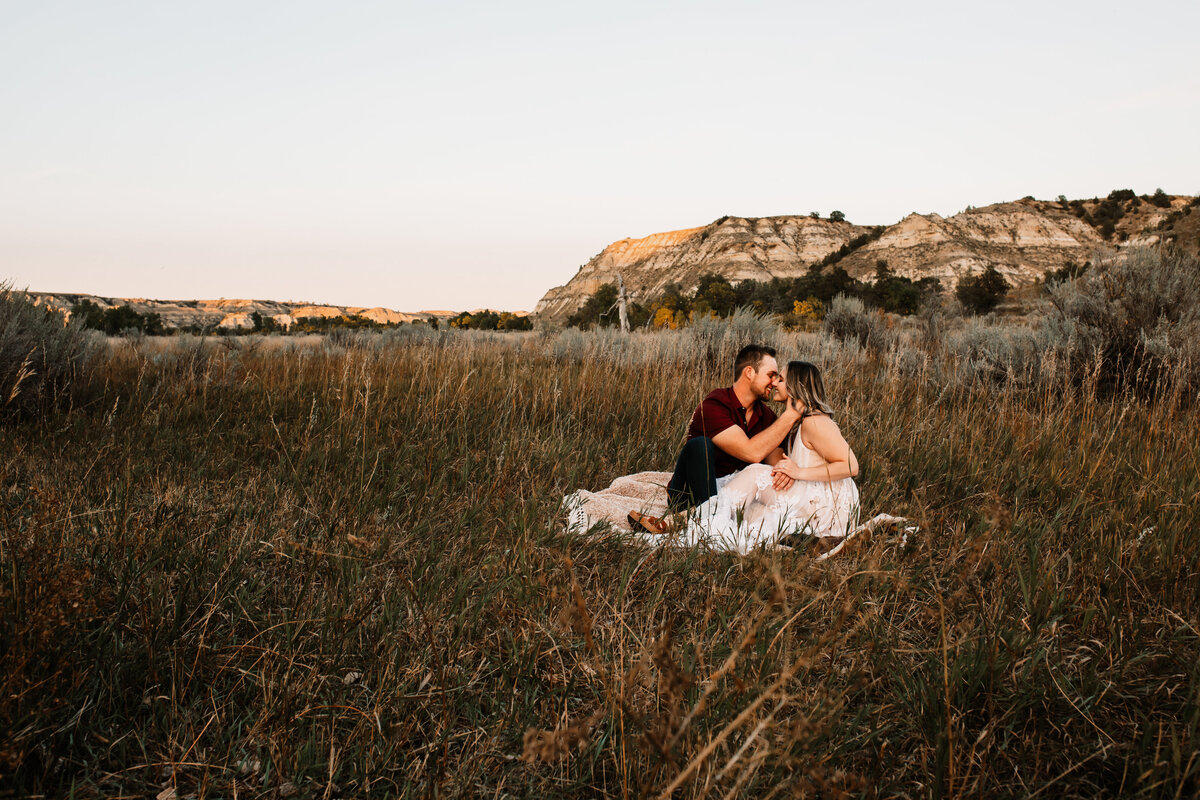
[624,344,860,552]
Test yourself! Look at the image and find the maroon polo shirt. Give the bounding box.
[685,387,778,477]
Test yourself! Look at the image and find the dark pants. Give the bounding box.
[667,436,720,511]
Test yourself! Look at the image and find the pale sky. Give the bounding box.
[3,0,1198,311]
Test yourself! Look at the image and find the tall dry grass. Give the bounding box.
[1,325,1197,798]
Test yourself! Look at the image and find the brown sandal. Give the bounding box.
[627,510,673,535]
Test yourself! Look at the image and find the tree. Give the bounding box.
[1151,188,1171,208]
[497,312,532,331]
[956,266,1011,314]
[69,299,104,329]
[141,311,165,336]
[566,283,620,328]
[692,273,736,316]
[829,210,846,223]
[251,311,278,333]
[71,302,164,335]
[652,307,675,329]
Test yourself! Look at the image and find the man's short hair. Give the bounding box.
[733,344,776,380]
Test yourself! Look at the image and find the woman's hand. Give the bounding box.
[771,455,801,483]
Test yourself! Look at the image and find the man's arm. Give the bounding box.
[710,408,799,465]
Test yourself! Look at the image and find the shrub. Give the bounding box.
[1,285,98,418]
[823,293,888,351]
[956,267,1011,315]
[916,293,963,353]
[1088,198,1125,239]
[1043,246,1200,393]
[780,297,825,331]
[946,318,1043,386]
[829,210,846,223]
[687,307,787,369]
[1151,188,1171,209]
[1044,261,1090,285]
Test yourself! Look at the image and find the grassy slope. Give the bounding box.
[1,330,1197,798]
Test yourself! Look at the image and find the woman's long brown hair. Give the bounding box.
[784,361,835,452]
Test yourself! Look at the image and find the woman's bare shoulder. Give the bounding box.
[800,413,840,435]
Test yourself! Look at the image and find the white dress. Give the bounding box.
[673,432,860,554]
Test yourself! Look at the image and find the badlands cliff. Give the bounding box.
[833,200,1105,289]
[834,197,1192,288]
[535,194,1196,322]
[535,216,873,320]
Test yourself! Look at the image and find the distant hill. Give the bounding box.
[534,193,1197,322]
[534,215,873,320]
[21,294,502,331]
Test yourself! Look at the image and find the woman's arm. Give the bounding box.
[775,415,859,482]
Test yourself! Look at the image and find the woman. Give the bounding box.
[638,361,860,553]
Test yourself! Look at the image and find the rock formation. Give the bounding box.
[25,294,463,331]
[834,199,1107,289]
[535,194,1196,322]
[535,216,873,320]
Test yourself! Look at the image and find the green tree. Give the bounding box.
[829,210,846,223]
[497,312,533,331]
[105,305,142,334]
[251,311,279,333]
[69,299,106,330]
[692,273,737,316]
[566,284,620,328]
[956,266,1011,314]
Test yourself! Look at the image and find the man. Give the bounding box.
[629,344,800,533]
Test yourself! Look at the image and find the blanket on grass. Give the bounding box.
[562,471,912,559]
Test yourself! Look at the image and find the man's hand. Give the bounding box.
[771,455,798,491]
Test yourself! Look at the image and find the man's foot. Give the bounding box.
[627,511,674,535]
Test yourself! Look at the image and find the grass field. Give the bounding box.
[2,325,1198,798]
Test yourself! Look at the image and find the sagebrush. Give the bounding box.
[0,284,97,419]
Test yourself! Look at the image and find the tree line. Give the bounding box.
[66,300,531,335]
[566,261,1012,329]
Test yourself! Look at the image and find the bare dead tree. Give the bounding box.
[617,273,629,333]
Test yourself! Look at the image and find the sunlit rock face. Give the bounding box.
[534,216,873,321]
